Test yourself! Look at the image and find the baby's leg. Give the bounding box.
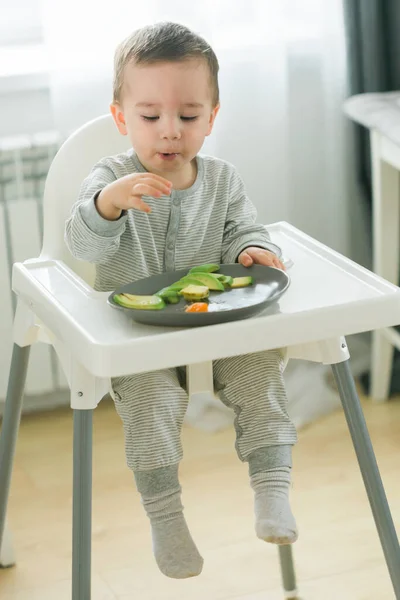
[214,350,298,545]
[112,368,203,578]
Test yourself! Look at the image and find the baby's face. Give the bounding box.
[111,59,219,181]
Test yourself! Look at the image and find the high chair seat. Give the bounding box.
[1,114,400,600]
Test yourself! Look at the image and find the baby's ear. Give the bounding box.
[110,103,128,136]
[206,103,220,136]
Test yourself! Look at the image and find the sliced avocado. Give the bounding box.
[179,285,209,301]
[167,277,206,291]
[166,294,180,304]
[114,293,165,310]
[189,263,220,274]
[178,276,210,286]
[156,286,172,297]
[188,272,225,291]
[155,288,181,304]
[230,276,254,288]
[220,275,234,287]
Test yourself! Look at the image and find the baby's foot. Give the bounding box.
[135,466,203,578]
[141,486,203,578]
[150,498,203,579]
[251,468,298,544]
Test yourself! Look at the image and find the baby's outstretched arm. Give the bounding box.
[221,169,282,265]
[65,161,171,263]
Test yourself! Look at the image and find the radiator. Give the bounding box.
[0,133,69,404]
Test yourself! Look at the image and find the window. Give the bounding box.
[0,0,43,46]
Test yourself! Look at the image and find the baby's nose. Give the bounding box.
[161,118,182,140]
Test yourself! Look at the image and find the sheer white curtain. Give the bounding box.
[41,0,362,258]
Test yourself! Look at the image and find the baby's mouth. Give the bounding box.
[158,152,179,160]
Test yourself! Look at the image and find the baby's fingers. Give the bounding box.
[128,192,152,213]
[272,256,286,271]
[132,183,165,198]
[132,198,152,213]
[133,178,171,197]
[238,251,254,267]
[250,251,274,267]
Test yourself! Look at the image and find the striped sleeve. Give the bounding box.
[221,168,280,264]
[64,162,128,263]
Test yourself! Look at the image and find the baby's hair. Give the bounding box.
[113,21,219,107]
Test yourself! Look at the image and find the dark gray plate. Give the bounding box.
[107,264,290,327]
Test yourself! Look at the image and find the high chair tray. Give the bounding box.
[108,264,290,327]
[12,222,400,378]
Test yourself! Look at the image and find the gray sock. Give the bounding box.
[248,447,297,545]
[134,465,203,579]
[250,467,298,544]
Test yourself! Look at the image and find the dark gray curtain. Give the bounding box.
[343,0,400,394]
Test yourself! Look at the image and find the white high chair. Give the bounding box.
[1,114,400,600]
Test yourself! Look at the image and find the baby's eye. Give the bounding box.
[141,115,198,122]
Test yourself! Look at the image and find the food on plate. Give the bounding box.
[186,272,225,291]
[165,276,206,292]
[155,288,180,304]
[185,302,209,313]
[189,263,220,274]
[230,276,253,288]
[220,275,234,287]
[179,284,210,301]
[113,293,165,310]
[114,265,255,311]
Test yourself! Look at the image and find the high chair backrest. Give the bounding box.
[41,114,131,286]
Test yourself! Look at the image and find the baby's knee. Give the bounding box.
[251,349,285,368]
[215,349,285,386]
[112,368,184,400]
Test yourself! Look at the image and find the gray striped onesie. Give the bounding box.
[65,149,297,472]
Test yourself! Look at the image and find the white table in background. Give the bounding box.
[344,91,400,401]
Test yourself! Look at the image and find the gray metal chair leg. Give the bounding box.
[72,409,93,600]
[278,545,299,599]
[332,360,400,598]
[0,344,30,559]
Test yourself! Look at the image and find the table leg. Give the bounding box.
[370,131,400,401]
[331,360,400,597]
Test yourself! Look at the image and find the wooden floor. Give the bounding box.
[1,394,399,600]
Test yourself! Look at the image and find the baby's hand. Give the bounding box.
[96,172,172,220]
[238,247,285,271]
